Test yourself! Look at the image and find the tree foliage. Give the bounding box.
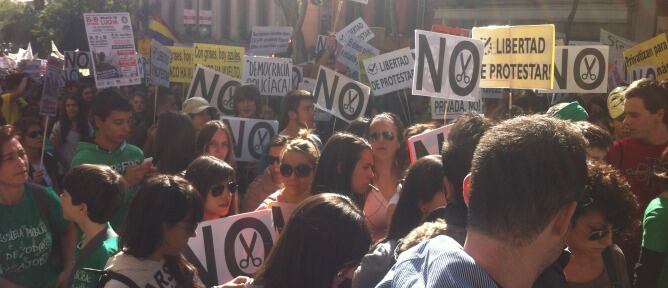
[0,0,38,51]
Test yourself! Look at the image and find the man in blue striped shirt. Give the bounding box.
[376,115,588,288]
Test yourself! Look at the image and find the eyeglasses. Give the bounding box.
[368,131,394,142]
[266,155,280,166]
[280,163,313,178]
[26,130,43,139]
[210,181,238,196]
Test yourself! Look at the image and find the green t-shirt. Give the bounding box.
[642,196,668,288]
[72,225,119,288]
[0,185,69,288]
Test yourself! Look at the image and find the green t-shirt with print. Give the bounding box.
[72,225,119,288]
[642,196,668,288]
[0,185,69,288]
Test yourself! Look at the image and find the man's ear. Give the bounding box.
[93,115,103,129]
[551,202,577,238]
[655,108,665,125]
[442,176,454,204]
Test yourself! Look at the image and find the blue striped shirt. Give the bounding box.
[375,235,500,288]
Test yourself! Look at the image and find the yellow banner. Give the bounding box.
[472,24,555,89]
[357,52,373,86]
[623,33,668,81]
[193,43,244,78]
[168,47,195,83]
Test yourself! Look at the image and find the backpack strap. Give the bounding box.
[94,269,141,288]
[27,183,64,268]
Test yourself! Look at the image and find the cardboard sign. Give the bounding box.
[299,77,316,93]
[363,48,414,95]
[313,66,371,122]
[549,46,609,93]
[291,65,303,90]
[407,124,453,164]
[194,43,244,78]
[242,56,292,96]
[431,98,484,120]
[184,210,278,286]
[222,116,279,162]
[63,51,91,81]
[336,18,375,44]
[83,13,141,88]
[168,46,195,83]
[627,65,657,82]
[431,24,470,37]
[19,60,42,83]
[600,29,635,61]
[337,38,380,72]
[623,33,668,81]
[40,57,64,117]
[314,35,328,57]
[150,40,171,88]
[187,65,242,115]
[413,30,484,102]
[472,24,555,89]
[248,26,294,56]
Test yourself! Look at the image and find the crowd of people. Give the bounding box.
[1,39,668,288]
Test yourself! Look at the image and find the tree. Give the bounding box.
[0,0,38,52]
[275,0,309,63]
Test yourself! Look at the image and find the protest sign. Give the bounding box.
[40,57,64,117]
[357,52,373,85]
[363,48,414,95]
[63,51,91,81]
[431,24,471,37]
[184,210,278,286]
[269,202,299,234]
[19,60,42,83]
[337,38,380,72]
[600,29,635,89]
[314,35,329,57]
[313,66,371,122]
[136,54,149,85]
[413,30,484,102]
[194,43,244,78]
[187,65,242,115]
[431,98,484,120]
[248,26,294,56]
[627,65,657,82]
[407,124,453,164]
[481,88,503,99]
[335,18,375,44]
[83,13,141,88]
[291,65,303,90]
[222,116,279,162]
[243,56,292,96]
[623,33,668,81]
[349,0,369,4]
[472,24,555,89]
[549,46,608,93]
[168,46,195,83]
[299,77,317,93]
[150,40,171,88]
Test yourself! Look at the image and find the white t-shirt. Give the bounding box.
[103,252,202,288]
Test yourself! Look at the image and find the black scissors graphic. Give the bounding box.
[581,57,598,81]
[239,232,262,269]
[342,91,358,114]
[456,53,471,84]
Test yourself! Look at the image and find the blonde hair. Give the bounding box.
[282,129,320,167]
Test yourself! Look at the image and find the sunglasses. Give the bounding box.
[280,163,313,178]
[368,131,394,142]
[210,181,238,196]
[266,155,280,166]
[26,130,43,139]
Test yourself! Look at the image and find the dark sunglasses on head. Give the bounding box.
[26,131,43,139]
[368,131,394,142]
[210,181,238,196]
[280,163,313,178]
[266,155,280,166]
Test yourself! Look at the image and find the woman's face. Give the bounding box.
[161,217,198,256]
[236,98,257,118]
[21,124,43,151]
[368,117,400,161]
[204,180,235,219]
[267,146,285,184]
[131,96,145,113]
[350,148,374,196]
[82,87,95,102]
[567,210,614,257]
[206,130,230,162]
[0,138,29,187]
[65,98,79,120]
[280,151,315,199]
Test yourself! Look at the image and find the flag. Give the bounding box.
[50,41,64,60]
[148,15,178,46]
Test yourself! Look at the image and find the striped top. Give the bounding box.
[375,235,500,288]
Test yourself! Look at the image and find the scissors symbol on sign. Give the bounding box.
[581,57,598,81]
[456,53,472,84]
[239,232,262,269]
[342,91,358,114]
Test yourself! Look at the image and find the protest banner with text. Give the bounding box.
[431,98,484,120]
[600,29,635,89]
[194,43,244,78]
[187,65,242,115]
[40,57,64,117]
[168,46,195,83]
[628,65,657,82]
[407,124,453,164]
[63,51,91,81]
[623,33,668,81]
[150,40,171,88]
[242,56,292,97]
[363,47,414,95]
[313,66,371,122]
[221,116,279,162]
[336,18,375,44]
[337,38,379,72]
[547,45,609,93]
[248,26,294,56]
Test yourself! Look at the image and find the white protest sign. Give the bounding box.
[63,51,91,81]
[184,210,278,287]
[248,26,294,56]
[363,48,414,95]
[19,60,42,83]
[600,29,635,61]
[83,13,141,88]
[291,65,303,90]
[337,38,380,71]
[627,65,657,82]
[222,116,279,162]
[481,88,503,99]
[431,98,484,120]
[187,65,242,115]
[336,18,375,44]
[40,57,64,117]
[150,40,171,88]
[314,35,329,57]
[242,56,292,96]
[313,66,371,122]
[349,0,369,4]
[136,54,149,84]
[407,124,453,164]
[413,30,484,102]
[549,46,609,93]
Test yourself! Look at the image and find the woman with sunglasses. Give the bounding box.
[185,155,238,221]
[257,130,320,211]
[365,113,407,242]
[15,117,62,193]
[563,162,638,288]
[243,135,289,212]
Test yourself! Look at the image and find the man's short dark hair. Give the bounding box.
[63,164,125,224]
[279,90,313,130]
[468,115,588,245]
[574,121,613,150]
[91,88,133,121]
[624,79,668,125]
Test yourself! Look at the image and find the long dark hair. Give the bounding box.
[120,175,203,288]
[386,155,444,241]
[196,120,235,165]
[311,132,371,207]
[184,155,237,216]
[253,193,371,288]
[155,111,197,174]
[58,93,91,143]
